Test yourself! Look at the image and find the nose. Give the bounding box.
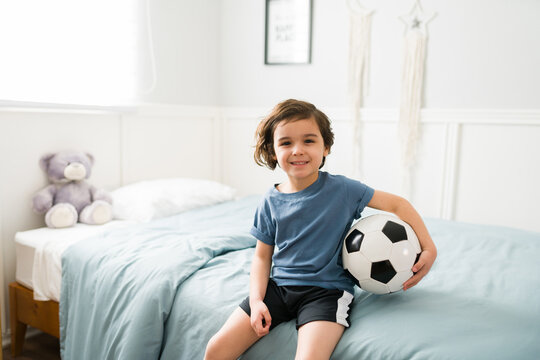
[292,144,304,155]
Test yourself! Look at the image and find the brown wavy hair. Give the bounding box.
[254,99,334,170]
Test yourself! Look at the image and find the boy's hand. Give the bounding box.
[250,300,272,337]
[403,249,436,291]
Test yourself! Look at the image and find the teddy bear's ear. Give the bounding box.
[39,153,56,172]
[86,152,95,166]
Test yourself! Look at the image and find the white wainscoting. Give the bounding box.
[121,105,222,184]
[0,105,539,337]
[220,107,540,233]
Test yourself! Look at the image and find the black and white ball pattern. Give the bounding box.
[342,214,421,294]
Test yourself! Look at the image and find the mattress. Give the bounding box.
[15,220,134,301]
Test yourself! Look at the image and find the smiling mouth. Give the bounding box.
[291,161,308,165]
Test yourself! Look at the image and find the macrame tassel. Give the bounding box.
[397,0,436,198]
[348,2,373,178]
[399,28,427,197]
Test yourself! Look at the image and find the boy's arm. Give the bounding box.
[249,240,274,336]
[367,190,437,291]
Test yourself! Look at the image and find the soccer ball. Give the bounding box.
[342,214,422,294]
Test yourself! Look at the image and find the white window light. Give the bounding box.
[0,0,146,108]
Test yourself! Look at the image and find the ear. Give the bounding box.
[39,153,56,172]
[324,146,330,157]
[85,152,95,166]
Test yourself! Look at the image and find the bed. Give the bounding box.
[10,189,540,359]
[10,220,134,354]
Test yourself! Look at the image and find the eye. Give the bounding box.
[280,141,291,146]
[305,139,314,143]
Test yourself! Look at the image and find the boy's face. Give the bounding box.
[272,116,329,189]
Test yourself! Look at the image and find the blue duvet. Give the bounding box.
[60,196,540,359]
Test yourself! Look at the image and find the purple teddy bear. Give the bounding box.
[32,151,113,228]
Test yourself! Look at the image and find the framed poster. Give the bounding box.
[265,0,313,65]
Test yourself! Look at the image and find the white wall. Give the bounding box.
[139,0,221,105]
[218,0,540,108]
[219,0,353,107]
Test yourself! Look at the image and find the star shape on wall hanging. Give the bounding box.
[398,0,437,34]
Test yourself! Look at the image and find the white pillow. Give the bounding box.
[110,178,237,222]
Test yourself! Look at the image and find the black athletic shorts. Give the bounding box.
[239,279,354,330]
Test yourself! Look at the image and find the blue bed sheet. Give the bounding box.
[60,196,540,359]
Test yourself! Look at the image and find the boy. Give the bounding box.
[205,99,437,360]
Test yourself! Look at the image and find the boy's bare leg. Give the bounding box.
[295,321,345,360]
[205,307,262,360]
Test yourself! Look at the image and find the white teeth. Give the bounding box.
[292,161,307,165]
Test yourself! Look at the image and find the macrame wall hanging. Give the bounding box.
[398,0,436,198]
[347,0,373,179]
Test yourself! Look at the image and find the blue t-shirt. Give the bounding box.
[250,171,374,294]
